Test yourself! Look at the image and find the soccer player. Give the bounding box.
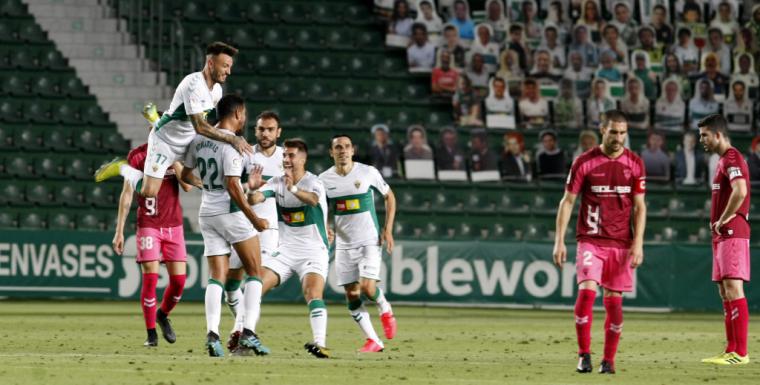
[112,121,192,347]
[552,110,647,374]
[697,114,751,365]
[94,41,252,193]
[247,138,332,358]
[225,111,284,351]
[319,134,398,353]
[180,94,269,357]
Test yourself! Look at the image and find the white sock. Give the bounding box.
[370,288,392,315]
[308,299,327,347]
[119,164,143,191]
[348,299,382,346]
[226,288,245,333]
[205,279,223,335]
[243,278,263,333]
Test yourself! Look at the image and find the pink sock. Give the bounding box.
[160,274,186,315]
[575,289,596,354]
[723,301,736,353]
[603,296,623,363]
[730,298,749,356]
[141,273,159,329]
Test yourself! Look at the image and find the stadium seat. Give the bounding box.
[312,3,342,24]
[8,155,33,178]
[0,124,12,150]
[325,29,354,51]
[0,182,24,205]
[84,184,115,208]
[212,2,243,22]
[0,209,16,228]
[61,76,88,98]
[279,3,307,24]
[0,99,24,122]
[0,0,27,17]
[57,182,85,207]
[23,100,56,124]
[81,104,110,125]
[42,129,74,152]
[34,155,64,179]
[294,28,324,50]
[1,73,31,96]
[33,75,59,97]
[40,47,67,70]
[18,23,46,43]
[75,128,103,153]
[14,126,44,151]
[76,212,103,231]
[25,182,54,206]
[48,211,75,230]
[102,132,130,154]
[64,157,92,180]
[344,4,373,25]
[181,1,209,21]
[245,2,271,22]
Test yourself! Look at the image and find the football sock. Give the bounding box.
[140,273,159,329]
[160,274,185,315]
[574,289,596,355]
[723,300,736,353]
[348,298,382,346]
[367,287,392,315]
[243,277,263,333]
[308,299,328,347]
[603,296,624,363]
[120,164,144,192]
[730,297,749,357]
[205,279,224,335]
[224,279,243,317]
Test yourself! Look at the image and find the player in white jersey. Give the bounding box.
[247,138,332,358]
[319,135,398,353]
[179,95,268,358]
[224,111,285,352]
[94,42,253,196]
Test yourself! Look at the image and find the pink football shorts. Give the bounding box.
[712,238,751,282]
[135,225,187,263]
[575,241,633,292]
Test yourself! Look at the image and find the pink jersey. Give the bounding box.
[127,144,183,229]
[566,147,646,248]
[711,147,751,242]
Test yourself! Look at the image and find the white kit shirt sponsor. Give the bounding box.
[184,129,245,216]
[259,172,329,252]
[319,163,390,249]
[154,72,222,148]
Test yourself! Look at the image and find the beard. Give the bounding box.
[211,68,226,84]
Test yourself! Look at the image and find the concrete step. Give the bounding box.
[34,17,120,33]
[25,3,104,18]
[78,71,166,87]
[25,0,99,6]
[55,43,143,59]
[48,31,127,45]
[90,85,173,100]
[69,58,153,72]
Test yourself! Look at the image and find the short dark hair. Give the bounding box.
[733,80,746,89]
[206,41,238,57]
[509,24,523,33]
[653,4,666,12]
[412,22,427,34]
[283,138,308,154]
[677,28,692,37]
[330,134,353,147]
[523,78,537,87]
[443,25,456,33]
[492,77,506,86]
[256,110,280,126]
[216,94,245,121]
[600,109,628,127]
[698,114,728,135]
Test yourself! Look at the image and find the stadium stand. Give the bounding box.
[2,0,759,246]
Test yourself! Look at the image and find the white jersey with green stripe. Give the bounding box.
[319,162,390,249]
[154,71,222,148]
[184,129,245,217]
[259,172,328,252]
[245,144,284,230]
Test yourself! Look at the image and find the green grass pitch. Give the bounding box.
[1,301,758,384]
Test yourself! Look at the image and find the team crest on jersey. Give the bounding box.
[152,165,158,172]
[354,180,361,189]
[623,169,631,179]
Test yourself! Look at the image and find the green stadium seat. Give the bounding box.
[402,83,429,104]
[26,182,54,206]
[0,0,27,17]
[182,1,209,21]
[245,2,271,22]
[0,182,24,205]
[61,76,88,98]
[284,53,314,75]
[312,3,342,24]
[356,31,383,50]
[213,2,244,22]
[316,54,343,76]
[33,75,59,97]
[294,28,325,50]
[522,222,552,241]
[15,126,44,151]
[230,28,257,48]
[76,212,102,231]
[0,125,12,150]
[53,101,81,125]
[102,132,130,154]
[0,100,24,123]
[497,193,530,214]
[379,57,407,78]
[1,73,31,96]
[57,183,85,207]
[344,4,373,25]
[8,155,33,178]
[20,211,46,230]
[279,3,307,24]
[325,29,354,51]
[48,211,75,230]
[23,100,55,124]
[75,128,103,153]
[263,29,292,49]
[0,209,16,228]
[64,157,92,180]
[82,104,110,125]
[33,156,63,179]
[10,49,35,69]
[84,184,115,208]
[307,80,337,102]
[18,23,46,43]
[41,47,67,70]
[0,20,16,43]
[252,52,280,75]
[42,128,74,152]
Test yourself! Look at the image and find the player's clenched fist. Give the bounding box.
[252,217,269,232]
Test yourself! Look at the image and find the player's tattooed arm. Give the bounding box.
[552,191,577,268]
[226,175,268,231]
[629,193,646,268]
[189,113,252,155]
[179,165,203,189]
[381,189,396,253]
[112,179,134,255]
[172,162,193,192]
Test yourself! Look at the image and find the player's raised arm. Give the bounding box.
[112,179,134,255]
[553,191,577,268]
[189,114,252,155]
[629,193,646,268]
[381,188,397,253]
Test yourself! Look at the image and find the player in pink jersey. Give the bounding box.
[697,114,751,365]
[553,110,647,374]
[112,123,193,347]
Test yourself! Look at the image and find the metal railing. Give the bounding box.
[106,0,204,95]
